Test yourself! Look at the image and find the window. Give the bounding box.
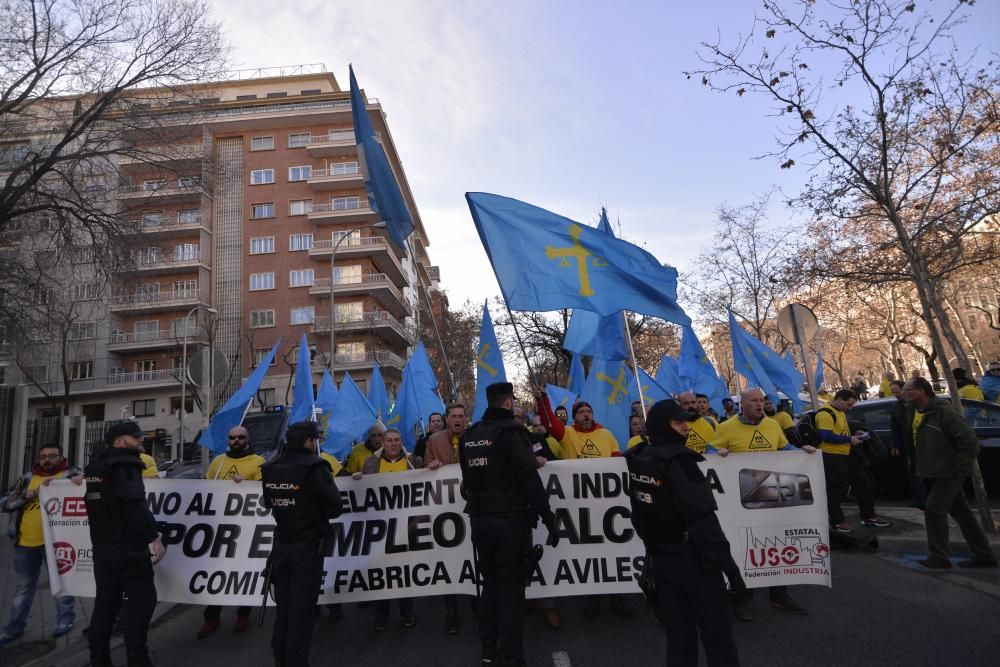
[70,360,94,380]
[135,320,159,339]
[289,199,313,216]
[331,229,361,246]
[0,367,5,386]
[178,176,200,188]
[236,94,257,101]
[250,136,274,151]
[138,282,161,296]
[288,165,312,182]
[301,89,322,95]
[143,179,166,191]
[290,306,315,325]
[174,244,197,261]
[141,212,165,228]
[81,404,105,421]
[132,399,155,418]
[256,388,276,408]
[251,202,275,219]
[289,233,313,251]
[172,318,194,337]
[288,132,311,148]
[333,264,362,284]
[173,279,197,294]
[250,309,275,328]
[292,344,318,363]
[289,269,314,287]
[266,92,288,99]
[250,273,275,291]
[68,321,97,340]
[134,360,156,373]
[31,287,54,304]
[336,342,365,362]
[178,209,200,224]
[250,237,275,255]
[332,195,361,210]
[70,283,98,301]
[331,161,359,176]
[172,355,184,369]
[250,169,274,185]
[170,396,194,414]
[335,301,363,321]
[254,348,278,366]
[25,365,47,383]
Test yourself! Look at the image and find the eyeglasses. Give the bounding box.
[228,435,248,441]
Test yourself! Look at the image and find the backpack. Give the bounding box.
[789,407,835,449]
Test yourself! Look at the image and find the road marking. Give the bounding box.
[552,650,572,667]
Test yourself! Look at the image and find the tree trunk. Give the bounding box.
[943,293,984,374]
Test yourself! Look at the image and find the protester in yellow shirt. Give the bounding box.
[345,424,386,474]
[764,398,795,432]
[627,414,647,449]
[953,368,986,401]
[319,451,345,477]
[878,371,895,398]
[533,385,621,459]
[678,391,716,455]
[198,426,263,639]
[1,445,81,643]
[709,388,814,621]
[138,446,159,479]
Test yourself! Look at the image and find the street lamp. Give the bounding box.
[178,304,217,461]
[328,220,387,373]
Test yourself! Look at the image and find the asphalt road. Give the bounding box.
[27,535,1000,667]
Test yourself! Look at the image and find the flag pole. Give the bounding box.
[410,238,458,402]
[622,311,646,415]
[503,301,537,387]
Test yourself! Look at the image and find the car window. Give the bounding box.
[962,400,1000,428]
[854,405,891,431]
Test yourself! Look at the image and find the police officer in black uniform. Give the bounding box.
[85,421,165,667]
[459,382,558,667]
[625,399,748,667]
[261,421,343,667]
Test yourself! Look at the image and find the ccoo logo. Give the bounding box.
[53,542,77,575]
[44,498,61,516]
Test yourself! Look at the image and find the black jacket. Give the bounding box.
[84,447,158,557]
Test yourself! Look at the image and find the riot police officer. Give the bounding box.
[459,382,557,667]
[85,421,164,667]
[625,399,748,667]
[261,421,343,667]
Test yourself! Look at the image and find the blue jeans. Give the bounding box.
[3,545,76,636]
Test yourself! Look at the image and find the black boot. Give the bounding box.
[126,649,155,667]
[89,653,118,667]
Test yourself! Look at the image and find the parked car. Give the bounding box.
[846,397,1000,496]
[165,410,290,479]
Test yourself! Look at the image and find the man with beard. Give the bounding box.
[345,423,386,475]
[1,445,82,645]
[677,391,717,455]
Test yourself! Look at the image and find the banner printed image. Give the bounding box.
[738,469,813,510]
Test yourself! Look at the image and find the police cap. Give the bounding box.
[104,421,144,445]
[645,399,698,441]
[485,382,514,402]
[286,421,322,448]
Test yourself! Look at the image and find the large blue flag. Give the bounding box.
[728,310,804,409]
[289,334,315,423]
[198,339,280,455]
[315,369,337,449]
[466,193,690,325]
[349,66,414,250]
[655,355,683,396]
[728,311,780,405]
[545,384,578,414]
[580,357,632,451]
[388,343,445,451]
[472,301,506,421]
[678,325,730,413]
[322,373,378,461]
[629,367,670,411]
[567,352,586,395]
[815,350,825,390]
[368,361,392,420]
[563,309,629,361]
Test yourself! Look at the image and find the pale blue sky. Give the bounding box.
[212,0,999,308]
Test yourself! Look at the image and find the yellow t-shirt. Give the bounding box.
[18,472,68,547]
[771,411,794,431]
[545,435,563,459]
[320,452,343,477]
[815,406,851,456]
[879,379,891,397]
[912,411,925,447]
[206,453,264,481]
[140,453,159,478]
[958,384,985,401]
[558,427,620,459]
[377,456,410,473]
[710,416,789,453]
[686,417,717,455]
[627,434,645,450]
[345,443,376,474]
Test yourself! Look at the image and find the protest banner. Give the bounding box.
[41,452,831,604]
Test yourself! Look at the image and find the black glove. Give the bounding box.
[726,568,751,605]
[543,516,560,548]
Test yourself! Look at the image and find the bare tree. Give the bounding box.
[420,293,479,408]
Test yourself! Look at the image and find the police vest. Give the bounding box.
[84,449,147,553]
[262,456,333,546]
[459,419,531,516]
[625,444,693,548]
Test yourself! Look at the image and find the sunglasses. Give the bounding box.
[228,435,248,440]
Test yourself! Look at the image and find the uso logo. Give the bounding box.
[53,542,77,575]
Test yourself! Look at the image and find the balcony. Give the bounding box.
[118,143,204,168]
[309,273,409,318]
[106,368,179,387]
[318,349,406,373]
[307,200,377,224]
[305,130,356,158]
[135,213,210,239]
[117,179,207,203]
[312,310,413,347]
[306,165,364,191]
[129,250,206,275]
[309,235,408,286]
[107,329,206,352]
[0,341,11,357]
[109,288,207,314]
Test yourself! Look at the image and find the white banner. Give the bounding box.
[41,452,831,604]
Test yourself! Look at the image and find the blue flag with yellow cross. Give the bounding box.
[472,300,506,422]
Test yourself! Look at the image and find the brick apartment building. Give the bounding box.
[0,65,439,465]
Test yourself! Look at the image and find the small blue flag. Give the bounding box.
[349,66,414,250]
[815,350,825,390]
[315,369,337,449]
[563,309,629,361]
[568,352,587,395]
[597,207,615,236]
[629,368,669,410]
[728,309,804,410]
[729,310,780,405]
[368,361,392,420]
[472,301,506,421]
[654,355,683,396]
[322,373,377,461]
[198,339,281,455]
[465,193,690,325]
[387,343,445,450]
[678,325,730,414]
[545,384,578,414]
[289,334,315,423]
[580,357,631,450]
